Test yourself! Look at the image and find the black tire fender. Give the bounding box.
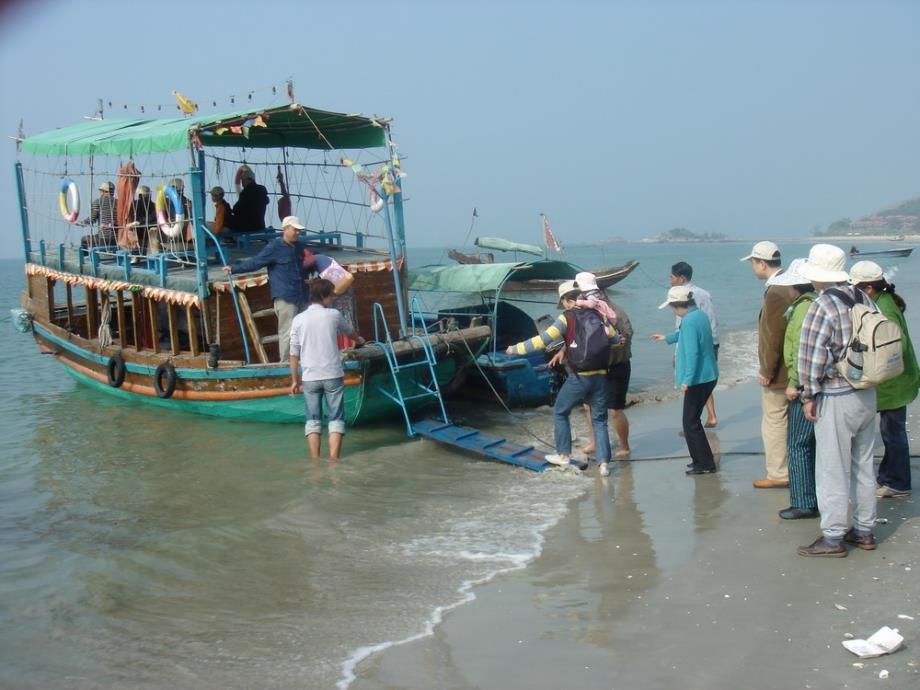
[106,352,127,388]
[153,362,177,399]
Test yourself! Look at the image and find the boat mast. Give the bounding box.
[14,162,31,262]
[381,133,409,336]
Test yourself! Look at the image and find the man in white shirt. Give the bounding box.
[289,279,364,460]
[670,262,720,427]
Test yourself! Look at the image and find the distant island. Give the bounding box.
[814,196,920,237]
[641,227,729,243]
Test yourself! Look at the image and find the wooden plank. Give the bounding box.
[167,302,180,355]
[86,288,98,338]
[116,291,127,348]
[131,292,144,351]
[186,305,200,356]
[236,292,269,364]
[65,283,74,330]
[148,297,160,354]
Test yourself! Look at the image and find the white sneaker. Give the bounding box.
[598,462,610,477]
[877,485,910,498]
[545,453,571,466]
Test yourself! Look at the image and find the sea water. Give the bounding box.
[1,240,916,688]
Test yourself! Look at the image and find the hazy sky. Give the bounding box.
[1,0,918,256]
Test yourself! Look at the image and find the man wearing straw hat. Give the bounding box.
[796,244,878,557]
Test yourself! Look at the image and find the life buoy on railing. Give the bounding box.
[235,164,253,193]
[58,178,80,223]
[155,185,185,238]
[153,362,177,398]
[106,351,127,388]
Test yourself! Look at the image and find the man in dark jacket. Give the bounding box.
[133,185,157,253]
[232,168,269,232]
[223,215,311,361]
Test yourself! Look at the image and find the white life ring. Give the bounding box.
[58,178,80,223]
[369,187,384,213]
[155,185,185,238]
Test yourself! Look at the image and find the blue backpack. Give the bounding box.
[563,308,611,372]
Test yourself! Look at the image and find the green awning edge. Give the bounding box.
[21,104,389,156]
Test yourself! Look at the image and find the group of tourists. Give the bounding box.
[505,241,917,560]
[743,241,918,557]
[78,169,271,253]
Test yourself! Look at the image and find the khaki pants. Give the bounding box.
[761,386,789,480]
[274,298,303,362]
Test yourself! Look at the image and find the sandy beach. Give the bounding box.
[352,383,920,689]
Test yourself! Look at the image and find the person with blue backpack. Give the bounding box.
[506,280,619,475]
[652,285,719,475]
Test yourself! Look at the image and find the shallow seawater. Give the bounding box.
[1,240,917,688]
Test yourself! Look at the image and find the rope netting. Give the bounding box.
[17,144,399,264]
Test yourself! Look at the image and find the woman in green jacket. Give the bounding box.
[775,260,819,519]
[850,261,920,498]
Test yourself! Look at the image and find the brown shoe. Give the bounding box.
[843,528,877,551]
[798,537,847,558]
[753,478,790,489]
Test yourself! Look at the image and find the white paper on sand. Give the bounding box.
[841,626,903,658]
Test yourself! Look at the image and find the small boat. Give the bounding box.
[508,260,640,291]
[13,101,491,425]
[447,248,494,264]
[849,246,914,258]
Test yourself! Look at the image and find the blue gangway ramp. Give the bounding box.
[411,419,588,472]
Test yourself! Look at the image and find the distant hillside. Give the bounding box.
[642,227,728,243]
[818,196,920,236]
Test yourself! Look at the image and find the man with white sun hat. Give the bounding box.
[795,244,878,558]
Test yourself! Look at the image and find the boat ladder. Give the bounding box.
[372,299,584,472]
[371,298,449,436]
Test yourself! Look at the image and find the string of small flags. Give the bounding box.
[91,79,295,119]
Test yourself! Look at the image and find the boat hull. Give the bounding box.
[31,321,484,425]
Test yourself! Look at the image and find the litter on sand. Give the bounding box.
[841,626,903,659]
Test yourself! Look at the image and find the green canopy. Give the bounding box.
[475,236,543,256]
[21,104,389,156]
[409,261,579,293]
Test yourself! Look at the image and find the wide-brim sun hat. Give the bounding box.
[557,280,578,307]
[767,257,810,286]
[799,243,849,283]
[658,285,693,309]
[574,271,599,292]
[282,215,306,230]
[740,240,780,262]
[849,260,884,285]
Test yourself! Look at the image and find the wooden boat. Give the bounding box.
[848,246,914,258]
[505,259,640,291]
[14,103,490,424]
[448,248,494,264]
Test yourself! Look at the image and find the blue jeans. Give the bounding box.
[878,407,911,491]
[303,377,346,435]
[554,373,611,462]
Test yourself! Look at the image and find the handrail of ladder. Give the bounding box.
[200,225,251,365]
[408,297,448,423]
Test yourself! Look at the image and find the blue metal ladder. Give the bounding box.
[371,297,449,437]
[371,299,585,472]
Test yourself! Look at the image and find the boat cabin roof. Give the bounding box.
[20,104,388,156]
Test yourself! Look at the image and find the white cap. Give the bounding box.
[658,285,693,309]
[98,181,114,192]
[557,280,578,306]
[282,215,305,230]
[766,258,811,286]
[740,240,781,262]
[799,243,849,283]
[574,271,599,292]
[848,260,884,285]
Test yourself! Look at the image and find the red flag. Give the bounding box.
[542,214,563,254]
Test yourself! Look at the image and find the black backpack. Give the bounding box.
[563,308,611,372]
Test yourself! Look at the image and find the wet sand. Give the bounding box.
[352,383,920,689]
